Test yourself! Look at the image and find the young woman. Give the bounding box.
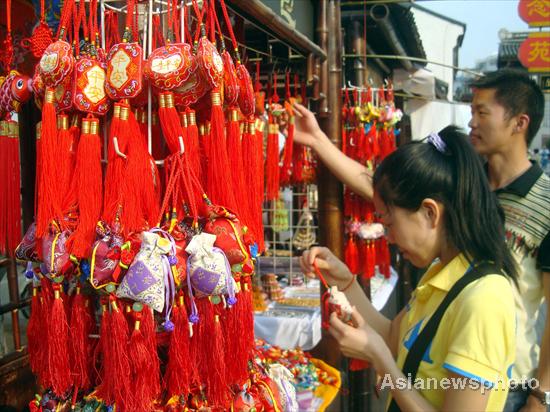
[300,126,518,412]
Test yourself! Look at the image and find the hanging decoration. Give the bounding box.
[342,83,402,279]
[0,0,32,256]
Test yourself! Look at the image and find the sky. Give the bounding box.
[418,0,529,68]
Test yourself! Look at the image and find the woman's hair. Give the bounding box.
[373,125,517,280]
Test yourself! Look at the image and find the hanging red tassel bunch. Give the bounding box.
[14,0,282,409]
[341,83,401,279]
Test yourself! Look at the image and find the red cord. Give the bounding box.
[1,0,13,70]
[285,71,291,100]
[192,0,206,43]
[312,262,330,289]
[218,0,238,52]
[56,0,75,39]
[272,71,280,104]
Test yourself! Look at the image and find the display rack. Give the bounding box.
[259,184,319,286]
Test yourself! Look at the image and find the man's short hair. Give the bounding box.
[469,69,545,146]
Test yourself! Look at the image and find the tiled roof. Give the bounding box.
[498,32,528,68]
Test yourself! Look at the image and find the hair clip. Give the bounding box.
[427,132,448,154]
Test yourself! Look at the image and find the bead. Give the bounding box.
[105,284,116,293]
[25,270,34,279]
[189,313,199,323]
[168,255,178,265]
[80,260,91,276]
[250,243,259,258]
[132,302,143,312]
[164,320,175,332]
[228,296,237,306]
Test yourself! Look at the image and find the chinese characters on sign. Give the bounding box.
[518,32,550,72]
[518,0,550,27]
[280,0,296,29]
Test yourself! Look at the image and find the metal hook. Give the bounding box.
[113,137,127,159]
[178,135,185,155]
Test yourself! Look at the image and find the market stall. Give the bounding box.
[0,1,418,411]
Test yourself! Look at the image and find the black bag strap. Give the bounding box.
[387,262,501,412]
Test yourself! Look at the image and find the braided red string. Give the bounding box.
[211,0,225,48]
[272,71,280,104]
[56,0,75,39]
[218,0,238,52]
[0,0,13,70]
[312,262,330,289]
[191,0,205,43]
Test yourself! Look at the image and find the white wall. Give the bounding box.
[411,7,465,101]
[405,99,472,140]
[531,93,550,150]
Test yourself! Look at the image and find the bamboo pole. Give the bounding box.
[311,0,345,376]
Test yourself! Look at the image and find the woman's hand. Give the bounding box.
[292,103,325,149]
[299,246,354,289]
[329,309,388,368]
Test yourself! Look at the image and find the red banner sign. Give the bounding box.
[518,0,550,27]
[518,32,550,72]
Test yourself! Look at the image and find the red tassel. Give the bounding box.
[102,104,124,228]
[36,88,63,237]
[34,279,52,387]
[242,120,265,252]
[379,128,390,161]
[371,123,380,160]
[48,283,72,396]
[220,278,249,387]
[95,301,113,403]
[126,107,160,230]
[97,295,133,411]
[185,109,202,186]
[207,89,238,210]
[158,93,203,214]
[226,108,246,218]
[158,92,184,155]
[152,112,165,159]
[209,312,229,407]
[0,121,7,255]
[291,145,304,185]
[345,236,359,275]
[253,121,266,252]
[69,285,94,391]
[265,116,280,201]
[194,298,228,408]
[165,294,194,397]
[129,305,160,411]
[66,117,103,258]
[57,115,77,218]
[3,121,22,255]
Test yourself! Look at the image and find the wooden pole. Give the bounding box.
[226,0,326,60]
[311,0,345,378]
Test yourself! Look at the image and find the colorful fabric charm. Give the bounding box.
[116,231,171,313]
[105,0,143,100]
[185,232,236,300]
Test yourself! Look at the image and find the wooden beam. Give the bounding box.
[226,0,327,60]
